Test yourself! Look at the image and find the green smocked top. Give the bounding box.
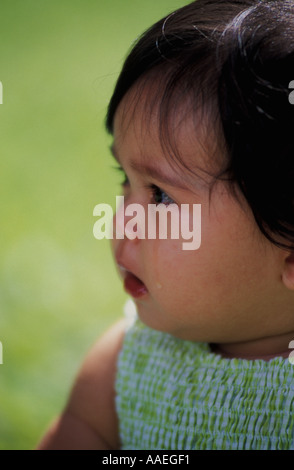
[115,313,294,450]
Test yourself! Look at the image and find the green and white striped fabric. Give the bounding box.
[115,317,294,450]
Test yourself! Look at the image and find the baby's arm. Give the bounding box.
[37,319,126,450]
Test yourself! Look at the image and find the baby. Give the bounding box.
[38,0,294,450]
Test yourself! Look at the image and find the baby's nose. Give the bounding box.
[113,197,145,241]
[113,196,125,240]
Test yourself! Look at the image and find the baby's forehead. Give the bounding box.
[114,79,225,179]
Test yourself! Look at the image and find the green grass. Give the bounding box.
[0,0,189,450]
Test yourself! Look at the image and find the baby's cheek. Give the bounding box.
[145,239,164,288]
[147,239,187,292]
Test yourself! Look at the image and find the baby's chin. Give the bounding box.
[132,304,203,341]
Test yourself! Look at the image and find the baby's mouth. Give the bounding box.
[124,271,148,298]
[118,265,148,298]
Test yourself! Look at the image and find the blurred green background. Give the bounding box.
[0,0,189,450]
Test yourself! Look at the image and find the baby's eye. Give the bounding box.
[151,184,175,205]
[113,166,174,205]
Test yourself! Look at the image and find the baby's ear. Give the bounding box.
[282,252,294,290]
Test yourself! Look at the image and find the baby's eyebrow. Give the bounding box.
[129,160,189,190]
[110,144,188,190]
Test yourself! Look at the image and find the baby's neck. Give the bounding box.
[210,331,294,361]
[210,343,290,361]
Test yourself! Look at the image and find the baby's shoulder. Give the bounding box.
[65,318,127,447]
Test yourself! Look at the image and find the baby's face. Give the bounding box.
[111,85,293,354]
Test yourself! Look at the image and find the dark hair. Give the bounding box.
[106,0,294,251]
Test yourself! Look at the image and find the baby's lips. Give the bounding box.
[115,260,148,297]
[123,271,148,298]
[117,263,143,284]
[115,257,138,280]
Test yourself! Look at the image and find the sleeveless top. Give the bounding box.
[115,314,294,450]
